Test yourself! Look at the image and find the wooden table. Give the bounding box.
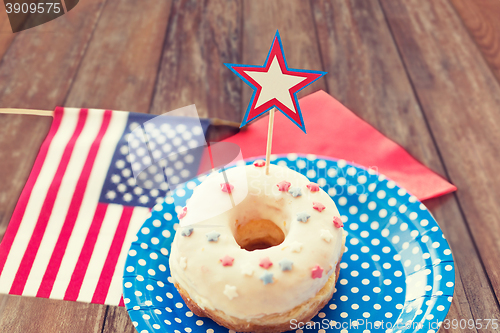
[1,0,499,332]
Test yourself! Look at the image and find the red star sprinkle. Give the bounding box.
[254,160,266,167]
[313,202,326,212]
[277,181,291,192]
[259,257,273,269]
[311,265,324,279]
[333,216,344,228]
[306,183,320,192]
[220,255,234,266]
[220,183,234,193]
[177,207,187,219]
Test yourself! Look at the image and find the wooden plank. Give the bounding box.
[0,7,16,60]
[64,0,173,113]
[449,0,500,84]
[241,0,327,108]
[0,0,106,110]
[0,0,109,330]
[149,0,243,120]
[380,0,500,315]
[0,295,106,333]
[311,0,500,329]
[101,306,136,333]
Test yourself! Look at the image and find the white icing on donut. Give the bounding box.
[169,164,345,319]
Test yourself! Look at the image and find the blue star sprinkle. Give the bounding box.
[206,231,221,242]
[181,227,193,237]
[279,258,293,272]
[296,212,310,223]
[260,272,274,285]
[288,187,302,197]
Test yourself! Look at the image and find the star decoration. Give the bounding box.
[333,216,344,228]
[240,263,254,276]
[180,257,187,270]
[139,195,149,204]
[254,159,266,167]
[279,258,293,271]
[106,190,116,200]
[259,257,273,269]
[277,181,291,192]
[288,187,302,197]
[177,206,187,219]
[320,229,333,243]
[296,212,311,223]
[181,227,193,237]
[313,202,326,212]
[220,182,234,193]
[117,182,127,192]
[223,285,238,300]
[206,231,221,242]
[220,255,234,266]
[290,241,303,253]
[260,272,274,285]
[306,183,320,192]
[225,31,326,133]
[311,265,323,279]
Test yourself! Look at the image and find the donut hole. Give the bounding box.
[233,219,286,251]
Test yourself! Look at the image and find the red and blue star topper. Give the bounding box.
[225,31,326,133]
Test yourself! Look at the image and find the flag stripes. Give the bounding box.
[0,107,63,276]
[36,110,112,298]
[0,108,150,305]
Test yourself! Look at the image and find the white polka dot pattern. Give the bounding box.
[123,155,454,333]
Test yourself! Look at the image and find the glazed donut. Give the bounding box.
[169,162,346,332]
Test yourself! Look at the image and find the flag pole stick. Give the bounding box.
[265,108,275,175]
[0,108,53,117]
[0,108,241,129]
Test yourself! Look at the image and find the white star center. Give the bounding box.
[245,56,307,112]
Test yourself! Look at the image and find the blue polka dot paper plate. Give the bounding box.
[123,155,455,333]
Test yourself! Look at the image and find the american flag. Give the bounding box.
[0,107,209,306]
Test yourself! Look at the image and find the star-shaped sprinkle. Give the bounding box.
[177,206,187,219]
[260,272,274,285]
[279,258,293,271]
[290,241,303,253]
[313,202,326,212]
[297,212,311,223]
[288,187,302,197]
[259,257,273,269]
[311,265,323,279]
[181,227,193,237]
[220,183,234,193]
[306,183,320,192]
[277,181,291,192]
[180,257,187,270]
[320,229,333,243]
[220,255,234,266]
[240,263,254,276]
[254,160,266,167]
[333,216,344,228]
[223,285,238,300]
[206,231,221,242]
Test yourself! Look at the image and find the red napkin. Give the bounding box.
[223,90,456,201]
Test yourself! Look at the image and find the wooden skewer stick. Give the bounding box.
[265,108,275,175]
[0,108,53,117]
